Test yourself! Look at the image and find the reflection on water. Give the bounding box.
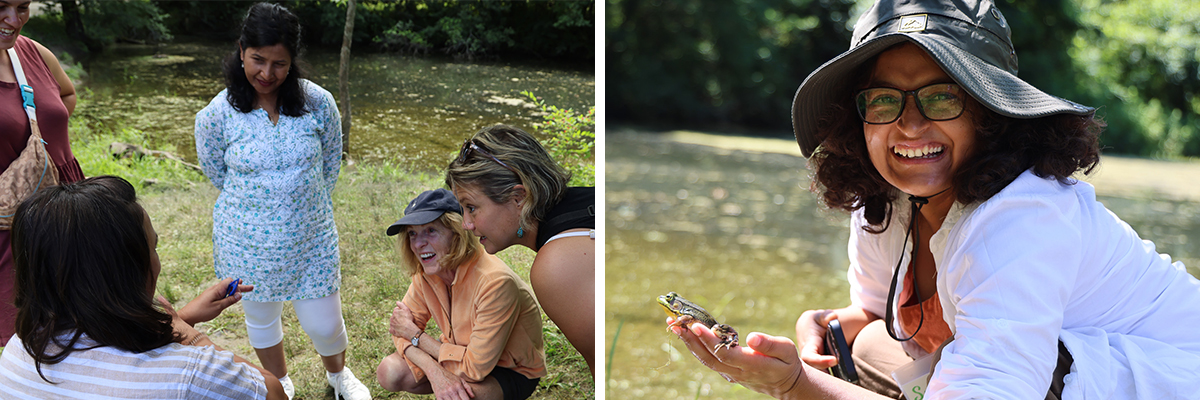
[605,130,1200,399]
[605,130,853,399]
[77,40,594,169]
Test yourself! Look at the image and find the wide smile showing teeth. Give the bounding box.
[0,28,14,37]
[419,252,435,261]
[894,145,944,159]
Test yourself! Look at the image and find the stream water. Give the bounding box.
[75,39,594,169]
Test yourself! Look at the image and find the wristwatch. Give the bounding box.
[411,332,420,347]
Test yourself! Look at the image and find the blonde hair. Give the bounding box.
[395,212,482,277]
[445,125,571,233]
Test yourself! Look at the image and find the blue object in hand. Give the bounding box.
[224,279,241,298]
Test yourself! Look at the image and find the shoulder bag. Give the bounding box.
[0,46,60,230]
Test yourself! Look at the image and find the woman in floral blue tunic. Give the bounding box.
[192,4,369,399]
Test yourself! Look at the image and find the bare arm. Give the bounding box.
[390,301,444,358]
[30,40,75,115]
[402,342,476,400]
[530,234,596,373]
[176,278,253,326]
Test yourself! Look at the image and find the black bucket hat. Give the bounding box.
[386,188,463,236]
[791,0,1094,158]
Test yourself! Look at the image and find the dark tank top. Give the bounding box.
[534,187,594,250]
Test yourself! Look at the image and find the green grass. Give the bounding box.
[73,130,594,399]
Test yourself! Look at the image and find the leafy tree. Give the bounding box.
[607,0,856,131]
[608,0,1200,156]
[374,0,593,61]
[1069,0,1200,157]
[523,91,596,186]
[53,0,172,55]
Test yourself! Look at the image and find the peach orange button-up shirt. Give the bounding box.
[393,252,546,382]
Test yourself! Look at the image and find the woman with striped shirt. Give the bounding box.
[0,176,286,399]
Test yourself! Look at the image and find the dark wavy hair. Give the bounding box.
[223,2,309,117]
[11,176,179,383]
[809,53,1104,232]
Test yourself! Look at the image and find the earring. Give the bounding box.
[241,62,244,68]
[517,226,525,238]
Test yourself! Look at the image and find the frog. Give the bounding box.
[657,291,739,351]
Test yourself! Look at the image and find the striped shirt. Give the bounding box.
[0,334,266,399]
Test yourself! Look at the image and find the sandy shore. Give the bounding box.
[662,130,1200,202]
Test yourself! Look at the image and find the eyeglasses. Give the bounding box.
[458,139,517,174]
[855,83,965,124]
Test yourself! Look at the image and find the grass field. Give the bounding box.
[68,130,594,399]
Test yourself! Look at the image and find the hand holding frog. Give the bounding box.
[672,322,806,398]
[671,307,884,399]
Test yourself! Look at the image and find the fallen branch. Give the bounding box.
[109,142,202,172]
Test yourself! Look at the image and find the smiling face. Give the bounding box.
[239,43,291,102]
[863,42,977,197]
[406,219,456,281]
[453,183,524,254]
[0,0,31,50]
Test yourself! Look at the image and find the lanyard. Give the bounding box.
[883,188,950,342]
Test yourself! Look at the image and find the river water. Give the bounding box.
[75,40,594,169]
[604,129,1200,399]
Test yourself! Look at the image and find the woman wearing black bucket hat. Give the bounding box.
[376,188,545,400]
[669,0,1200,399]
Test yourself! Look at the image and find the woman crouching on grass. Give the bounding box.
[376,188,546,400]
[446,124,596,375]
[0,176,286,399]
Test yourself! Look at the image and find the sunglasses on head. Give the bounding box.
[458,139,517,174]
[855,83,966,124]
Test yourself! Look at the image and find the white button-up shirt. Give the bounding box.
[849,170,1200,399]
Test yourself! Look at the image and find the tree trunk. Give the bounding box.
[338,0,356,163]
[58,0,103,55]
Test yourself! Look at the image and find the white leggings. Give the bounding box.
[241,292,349,357]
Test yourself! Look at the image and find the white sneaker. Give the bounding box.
[327,367,371,400]
[278,375,295,400]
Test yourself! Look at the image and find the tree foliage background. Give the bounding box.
[607,0,1200,158]
[40,0,593,63]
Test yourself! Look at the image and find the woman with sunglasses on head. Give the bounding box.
[376,189,545,400]
[670,0,1200,399]
[1,0,86,348]
[446,124,596,375]
[0,176,286,399]
[193,3,369,399]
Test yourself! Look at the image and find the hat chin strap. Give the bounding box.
[883,187,949,342]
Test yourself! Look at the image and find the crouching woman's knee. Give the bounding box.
[377,352,430,393]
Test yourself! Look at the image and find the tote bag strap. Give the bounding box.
[7,47,37,122]
[0,45,55,223]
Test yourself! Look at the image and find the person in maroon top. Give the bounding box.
[1,0,84,347]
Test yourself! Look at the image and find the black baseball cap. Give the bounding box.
[791,0,1094,158]
[386,188,463,236]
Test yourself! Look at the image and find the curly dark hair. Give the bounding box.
[222,2,309,117]
[809,58,1104,232]
[11,176,180,383]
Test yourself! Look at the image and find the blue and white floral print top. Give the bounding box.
[194,80,342,302]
